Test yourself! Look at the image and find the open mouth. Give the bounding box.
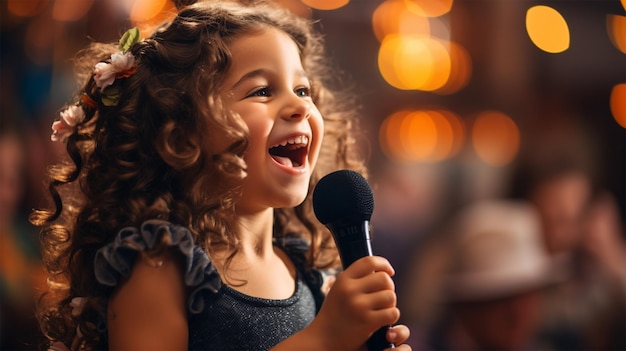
[269,135,309,168]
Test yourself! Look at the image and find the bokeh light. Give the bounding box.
[471,111,520,166]
[7,0,48,17]
[130,0,171,21]
[129,0,177,35]
[401,111,438,161]
[379,109,465,162]
[404,0,453,17]
[606,14,626,54]
[378,34,451,91]
[300,0,349,10]
[526,5,570,53]
[372,0,430,42]
[436,41,472,94]
[610,83,626,128]
[52,0,93,22]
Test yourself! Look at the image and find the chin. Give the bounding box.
[277,191,308,209]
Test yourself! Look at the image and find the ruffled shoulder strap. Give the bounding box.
[94,220,222,314]
[274,235,326,311]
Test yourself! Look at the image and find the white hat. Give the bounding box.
[445,200,566,301]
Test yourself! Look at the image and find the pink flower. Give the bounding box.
[93,51,135,89]
[70,297,87,317]
[93,62,117,89]
[51,105,85,142]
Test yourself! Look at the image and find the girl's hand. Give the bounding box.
[385,324,411,350]
[311,256,401,350]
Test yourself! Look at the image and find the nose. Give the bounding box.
[281,93,310,121]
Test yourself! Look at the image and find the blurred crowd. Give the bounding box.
[371,114,626,351]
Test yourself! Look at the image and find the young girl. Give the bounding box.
[31,1,410,350]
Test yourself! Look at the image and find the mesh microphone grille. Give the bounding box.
[312,170,374,225]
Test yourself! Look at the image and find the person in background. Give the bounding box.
[428,200,566,351]
[507,109,626,351]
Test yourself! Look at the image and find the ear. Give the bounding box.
[154,120,201,170]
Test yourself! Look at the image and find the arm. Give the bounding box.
[272,256,411,351]
[107,250,188,351]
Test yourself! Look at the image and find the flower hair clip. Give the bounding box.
[51,105,85,142]
[51,28,141,143]
[94,27,141,106]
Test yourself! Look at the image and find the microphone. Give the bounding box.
[312,169,394,351]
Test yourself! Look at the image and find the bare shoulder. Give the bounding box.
[107,250,188,350]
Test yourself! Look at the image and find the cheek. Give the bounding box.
[309,111,325,162]
[242,116,272,152]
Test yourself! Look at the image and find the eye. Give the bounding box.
[295,86,311,97]
[247,86,271,98]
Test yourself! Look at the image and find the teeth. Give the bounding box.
[272,135,308,148]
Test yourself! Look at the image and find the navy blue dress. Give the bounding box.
[94,220,326,351]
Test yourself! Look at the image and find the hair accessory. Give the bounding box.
[50,28,141,142]
[51,105,86,142]
[94,27,140,106]
[70,296,87,317]
[81,93,97,109]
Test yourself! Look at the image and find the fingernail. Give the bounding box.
[388,331,397,340]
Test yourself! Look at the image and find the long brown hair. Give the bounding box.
[30,0,366,349]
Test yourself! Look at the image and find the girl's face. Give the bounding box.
[221,27,324,214]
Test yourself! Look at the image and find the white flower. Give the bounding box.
[70,296,87,317]
[51,105,86,142]
[61,105,85,126]
[93,62,117,89]
[93,51,135,89]
[111,51,135,72]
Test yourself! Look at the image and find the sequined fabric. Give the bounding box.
[94,220,326,350]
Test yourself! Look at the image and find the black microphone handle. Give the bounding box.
[326,221,394,351]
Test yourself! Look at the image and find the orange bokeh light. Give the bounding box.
[301,0,349,10]
[471,111,520,166]
[401,111,438,161]
[372,0,430,42]
[436,41,472,94]
[378,35,451,91]
[7,0,47,17]
[607,14,626,54]
[130,0,177,35]
[610,83,626,128]
[380,109,464,162]
[404,0,453,17]
[52,0,93,22]
[526,5,570,53]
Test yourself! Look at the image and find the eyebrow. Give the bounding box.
[231,68,310,90]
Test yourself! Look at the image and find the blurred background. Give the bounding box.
[1,0,624,350]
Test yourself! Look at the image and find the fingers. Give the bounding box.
[344,256,395,278]
[386,324,410,348]
[352,289,397,311]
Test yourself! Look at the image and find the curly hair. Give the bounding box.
[30,0,367,349]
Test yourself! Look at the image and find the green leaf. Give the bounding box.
[119,27,140,52]
[101,86,120,106]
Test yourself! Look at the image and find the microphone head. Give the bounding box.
[312,169,374,225]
